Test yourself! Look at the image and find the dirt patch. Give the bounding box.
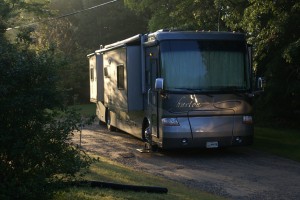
[73,122,300,200]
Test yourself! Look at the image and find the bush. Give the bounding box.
[0,36,92,200]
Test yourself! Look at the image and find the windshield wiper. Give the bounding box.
[174,88,203,92]
[223,86,243,90]
[172,88,213,97]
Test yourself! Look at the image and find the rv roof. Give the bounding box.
[147,30,245,42]
[94,30,246,54]
[87,52,95,57]
[95,34,141,53]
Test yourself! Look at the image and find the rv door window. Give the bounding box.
[117,64,125,89]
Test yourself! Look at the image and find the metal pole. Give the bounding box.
[79,120,83,148]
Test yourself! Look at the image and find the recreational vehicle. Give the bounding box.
[88,30,257,149]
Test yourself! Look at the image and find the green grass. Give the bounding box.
[254,127,300,162]
[54,156,226,200]
[70,103,96,117]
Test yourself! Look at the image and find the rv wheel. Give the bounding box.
[142,125,158,152]
[142,120,149,142]
[145,127,152,143]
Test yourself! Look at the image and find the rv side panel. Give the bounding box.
[88,53,104,103]
[127,46,143,111]
[103,48,127,111]
[96,54,104,102]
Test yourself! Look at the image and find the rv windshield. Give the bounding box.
[160,40,250,92]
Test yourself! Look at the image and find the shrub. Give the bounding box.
[0,36,92,200]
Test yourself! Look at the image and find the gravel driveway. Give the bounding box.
[73,122,300,200]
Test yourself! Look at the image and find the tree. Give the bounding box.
[216,0,249,31]
[29,0,149,103]
[31,17,91,104]
[124,0,236,31]
[0,2,92,199]
[241,0,300,125]
[49,0,148,49]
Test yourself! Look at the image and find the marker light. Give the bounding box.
[243,116,253,124]
[162,118,180,126]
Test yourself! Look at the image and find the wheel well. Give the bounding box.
[142,118,149,130]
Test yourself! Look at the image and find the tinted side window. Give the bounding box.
[117,64,125,89]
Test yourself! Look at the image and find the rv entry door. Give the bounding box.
[146,57,159,138]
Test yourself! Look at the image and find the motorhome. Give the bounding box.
[88,30,256,149]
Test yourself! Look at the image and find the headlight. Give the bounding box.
[162,118,180,126]
[243,116,253,124]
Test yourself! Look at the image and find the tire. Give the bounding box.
[142,119,149,142]
[142,120,158,151]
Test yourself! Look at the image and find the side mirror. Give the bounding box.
[256,77,266,91]
[257,77,263,90]
[155,78,164,91]
[252,76,265,96]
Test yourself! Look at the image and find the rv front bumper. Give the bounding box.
[161,136,253,149]
[160,116,253,149]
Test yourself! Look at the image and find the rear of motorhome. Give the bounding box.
[88,30,257,149]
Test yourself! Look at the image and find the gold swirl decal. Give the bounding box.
[176,96,204,108]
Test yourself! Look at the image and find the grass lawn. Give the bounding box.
[253,127,300,162]
[54,156,226,200]
[70,103,96,117]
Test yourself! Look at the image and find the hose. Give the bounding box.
[70,180,168,194]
